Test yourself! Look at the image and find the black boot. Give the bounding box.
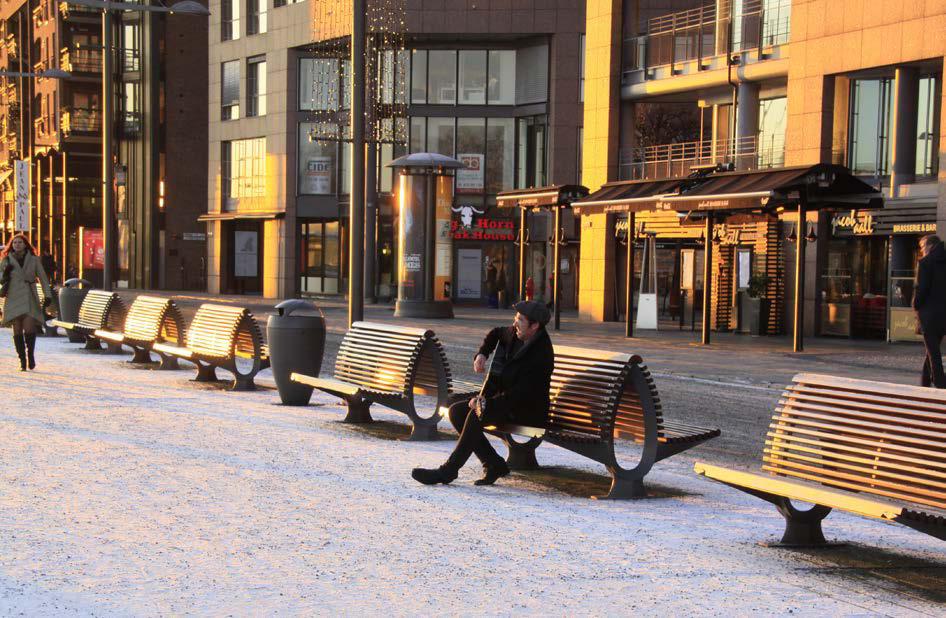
[411,466,458,485]
[24,333,36,370]
[474,460,510,486]
[12,335,26,371]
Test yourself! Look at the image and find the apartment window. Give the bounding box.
[579,34,585,103]
[222,137,266,210]
[247,56,266,117]
[487,50,515,105]
[221,60,240,120]
[221,0,240,41]
[428,50,457,104]
[849,78,892,176]
[410,50,427,104]
[299,57,350,111]
[757,97,786,168]
[916,75,940,177]
[247,0,267,35]
[458,51,487,105]
[121,24,139,72]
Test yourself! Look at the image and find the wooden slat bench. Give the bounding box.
[695,373,946,545]
[470,345,720,499]
[93,295,187,369]
[291,321,454,440]
[152,303,270,391]
[49,290,127,352]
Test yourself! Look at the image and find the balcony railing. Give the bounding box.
[619,135,785,181]
[61,106,101,135]
[625,0,791,76]
[61,47,102,73]
[59,1,99,19]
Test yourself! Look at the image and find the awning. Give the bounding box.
[197,210,286,222]
[575,164,883,216]
[496,184,588,209]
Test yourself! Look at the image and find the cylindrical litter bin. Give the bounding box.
[267,299,326,405]
[58,278,92,343]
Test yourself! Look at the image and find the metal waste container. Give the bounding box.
[58,278,92,343]
[267,299,326,405]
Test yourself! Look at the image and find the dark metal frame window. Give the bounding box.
[247,0,266,35]
[848,78,892,177]
[221,60,240,120]
[246,55,266,117]
[409,48,518,106]
[221,0,240,41]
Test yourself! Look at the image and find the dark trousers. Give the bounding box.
[443,400,505,473]
[921,328,945,388]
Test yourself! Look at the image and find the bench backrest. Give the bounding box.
[766,373,946,511]
[548,345,664,442]
[334,321,442,395]
[185,303,258,359]
[78,290,126,331]
[123,295,186,344]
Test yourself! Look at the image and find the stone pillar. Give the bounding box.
[736,81,760,169]
[890,66,919,196]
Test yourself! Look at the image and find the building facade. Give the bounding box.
[580,0,945,342]
[205,0,585,304]
[0,0,207,289]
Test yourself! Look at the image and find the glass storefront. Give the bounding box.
[299,219,345,295]
[821,236,888,338]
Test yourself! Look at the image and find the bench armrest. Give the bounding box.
[49,319,76,330]
[152,342,193,359]
[94,329,124,344]
[291,373,362,398]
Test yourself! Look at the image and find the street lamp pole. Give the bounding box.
[349,0,365,325]
[102,8,115,288]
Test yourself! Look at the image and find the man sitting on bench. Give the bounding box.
[412,301,554,487]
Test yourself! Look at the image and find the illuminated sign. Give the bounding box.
[451,218,515,241]
[831,209,875,236]
[892,223,937,234]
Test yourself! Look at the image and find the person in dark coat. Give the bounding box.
[914,235,946,388]
[412,300,555,486]
[0,234,52,370]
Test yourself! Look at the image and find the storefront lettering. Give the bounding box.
[831,210,875,236]
[892,223,937,234]
[714,225,742,245]
[451,218,515,241]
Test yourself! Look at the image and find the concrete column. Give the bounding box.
[890,66,919,196]
[736,81,760,169]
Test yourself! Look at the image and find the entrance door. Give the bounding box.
[224,220,263,295]
[300,219,344,294]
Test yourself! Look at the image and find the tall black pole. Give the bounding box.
[701,213,714,345]
[518,206,527,300]
[625,212,636,338]
[102,9,114,289]
[424,173,435,302]
[348,1,365,325]
[793,201,806,352]
[552,206,561,331]
[364,140,377,304]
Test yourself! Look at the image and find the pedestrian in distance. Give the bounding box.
[0,234,53,371]
[412,300,555,486]
[913,234,946,388]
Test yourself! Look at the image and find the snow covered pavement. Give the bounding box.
[1,336,944,615]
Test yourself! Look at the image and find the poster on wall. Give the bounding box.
[457,249,482,299]
[234,231,259,278]
[434,175,454,300]
[304,156,333,194]
[82,229,105,269]
[117,220,130,271]
[14,160,30,232]
[737,249,752,289]
[455,154,484,193]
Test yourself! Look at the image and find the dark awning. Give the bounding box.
[197,211,286,222]
[496,184,588,209]
[575,164,883,216]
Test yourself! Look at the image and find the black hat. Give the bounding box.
[513,300,551,326]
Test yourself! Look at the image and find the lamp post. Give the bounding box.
[65,0,209,290]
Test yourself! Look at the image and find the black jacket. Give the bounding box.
[913,242,946,334]
[476,325,554,428]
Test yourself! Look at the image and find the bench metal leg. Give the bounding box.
[231,375,257,392]
[66,329,86,344]
[194,362,219,382]
[130,348,152,364]
[343,398,373,423]
[595,473,646,500]
[773,498,833,547]
[105,341,124,355]
[83,337,102,351]
[407,420,438,441]
[505,438,540,470]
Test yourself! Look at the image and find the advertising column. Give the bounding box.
[435,175,454,301]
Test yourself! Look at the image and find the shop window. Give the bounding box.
[456,118,485,193]
[426,117,455,156]
[821,236,888,339]
[298,122,337,195]
[486,118,514,193]
[916,75,940,177]
[247,55,266,117]
[221,0,240,41]
[458,50,487,105]
[487,50,515,105]
[427,50,456,104]
[222,137,266,210]
[221,60,240,120]
[849,78,892,176]
[247,0,266,35]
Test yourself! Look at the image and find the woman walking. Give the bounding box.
[0,234,52,370]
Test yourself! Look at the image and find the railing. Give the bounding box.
[624,0,790,76]
[59,1,99,18]
[60,47,102,73]
[121,111,141,136]
[619,135,785,181]
[61,107,101,135]
[121,48,139,72]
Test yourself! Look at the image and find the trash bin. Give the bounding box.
[267,299,326,405]
[58,278,92,343]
